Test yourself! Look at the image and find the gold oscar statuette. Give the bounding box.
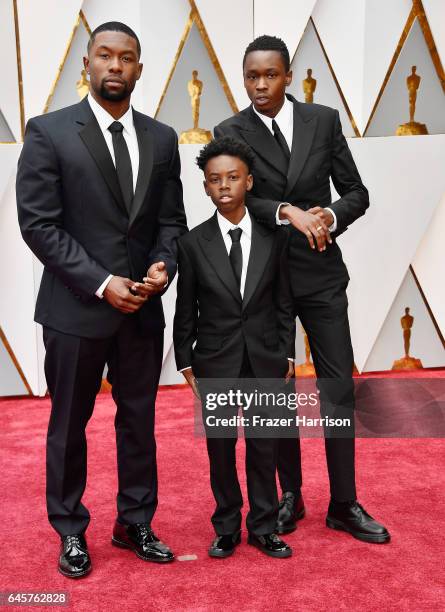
[179,70,212,144]
[302,69,317,104]
[76,69,90,100]
[392,307,423,370]
[396,66,428,135]
[295,327,316,377]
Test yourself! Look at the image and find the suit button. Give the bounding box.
[242,313,248,322]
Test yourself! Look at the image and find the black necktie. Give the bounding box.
[228,228,243,290]
[108,121,134,214]
[272,119,291,161]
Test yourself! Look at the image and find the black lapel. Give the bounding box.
[197,213,242,304]
[242,217,274,310]
[76,98,127,216]
[129,110,154,226]
[284,96,318,199]
[240,107,288,178]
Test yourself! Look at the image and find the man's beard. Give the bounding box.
[99,80,131,101]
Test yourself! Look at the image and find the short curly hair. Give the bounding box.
[243,35,290,72]
[196,136,255,173]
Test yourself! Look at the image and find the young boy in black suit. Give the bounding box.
[173,137,295,558]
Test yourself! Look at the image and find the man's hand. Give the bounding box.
[280,204,332,251]
[103,276,147,313]
[131,262,168,298]
[285,360,294,384]
[182,367,200,400]
[307,206,334,235]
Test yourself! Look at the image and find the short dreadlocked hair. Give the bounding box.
[196,137,255,173]
[88,21,141,58]
[243,35,290,72]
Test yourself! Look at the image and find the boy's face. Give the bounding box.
[204,155,253,215]
[243,50,292,117]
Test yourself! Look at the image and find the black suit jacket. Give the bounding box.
[16,97,187,338]
[214,95,369,296]
[173,213,295,379]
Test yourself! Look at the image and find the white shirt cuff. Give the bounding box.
[276,203,291,226]
[325,207,337,233]
[95,274,113,299]
[179,366,191,373]
[288,358,294,362]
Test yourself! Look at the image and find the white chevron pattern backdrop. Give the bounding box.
[0,0,444,394]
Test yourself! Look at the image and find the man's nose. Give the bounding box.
[255,77,268,90]
[109,58,123,72]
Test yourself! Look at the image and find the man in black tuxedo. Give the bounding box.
[16,22,187,577]
[174,137,295,558]
[215,35,389,543]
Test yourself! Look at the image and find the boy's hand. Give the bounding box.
[182,367,200,400]
[285,360,294,384]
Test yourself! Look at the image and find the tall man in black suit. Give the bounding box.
[215,35,390,543]
[174,137,295,558]
[16,22,187,577]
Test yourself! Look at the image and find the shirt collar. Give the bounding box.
[252,95,293,134]
[87,94,135,135]
[217,208,252,239]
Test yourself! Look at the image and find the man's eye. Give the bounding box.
[122,56,131,62]
[268,74,277,78]
[230,175,239,180]
[247,75,256,80]
[100,54,109,59]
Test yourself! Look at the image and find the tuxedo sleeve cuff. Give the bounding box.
[95,274,113,299]
[325,207,337,232]
[276,203,291,226]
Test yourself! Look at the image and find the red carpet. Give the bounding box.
[1,387,444,611]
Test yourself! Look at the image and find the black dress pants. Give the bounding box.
[205,351,279,536]
[277,283,357,502]
[43,316,163,536]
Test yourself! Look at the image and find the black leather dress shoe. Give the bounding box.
[326,500,390,543]
[58,534,91,578]
[112,522,174,562]
[208,531,241,558]
[247,533,292,558]
[276,491,305,534]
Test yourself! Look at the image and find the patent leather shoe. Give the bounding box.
[208,531,241,558]
[247,533,292,558]
[58,534,91,578]
[112,521,174,562]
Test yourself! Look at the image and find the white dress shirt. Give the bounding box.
[217,209,252,298]
[87,94,140,297]
[252,96,337,232]
[179,209,292,372]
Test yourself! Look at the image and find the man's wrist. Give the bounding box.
[278,203,292,221]
[96,274,113,299]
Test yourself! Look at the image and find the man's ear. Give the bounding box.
[137,62,143,80]
[285,70,293,87]
[83,56,89,73]
[203,179,210,196]
[246,174,254,192]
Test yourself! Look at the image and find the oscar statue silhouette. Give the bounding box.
[392,307,423,370]
[179,70,212,144]
[396,66,428,135]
